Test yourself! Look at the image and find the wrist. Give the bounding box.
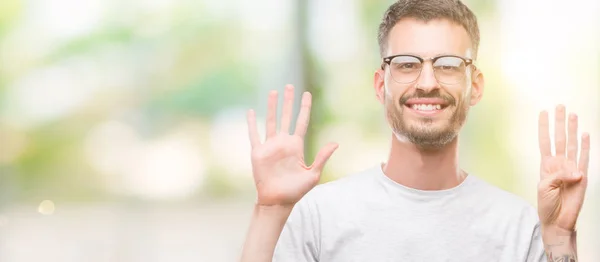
[541,225,578,260]
[541,225,577,241]
[241,204,294,261]
[254,203,294,218]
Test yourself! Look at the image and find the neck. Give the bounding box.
[382,134,466,190]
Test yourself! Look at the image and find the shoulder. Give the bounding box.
[282,166,380,232]
[306,166,380,201]
[468,175,539,223]
[291,165,380,213]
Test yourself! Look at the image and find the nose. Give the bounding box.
[415,62,440,92]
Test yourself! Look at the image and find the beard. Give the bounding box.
[385,89,469,150]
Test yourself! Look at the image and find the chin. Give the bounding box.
[400,121,459,145]
[405,117,451,130]
[407,129,458,149]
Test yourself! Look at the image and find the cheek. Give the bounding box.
[383,79,410,103]
[451,84,472,103]
[384,88,404,108]
[383,74,393,97]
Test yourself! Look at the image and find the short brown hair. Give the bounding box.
[377,0,480,59]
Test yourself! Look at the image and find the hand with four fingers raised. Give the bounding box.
[537,105,591,260]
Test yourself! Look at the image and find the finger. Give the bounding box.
[538,111,552,157]
[555,105,567,156]
[578,133,590,176]
[247,109,261,148]
[310,143,339,173]
[280,85,295,134]
[266,90,278,139]
[567,113,579,161]
[294,92,312,138]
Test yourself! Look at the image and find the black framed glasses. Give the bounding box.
[381,54,474,84]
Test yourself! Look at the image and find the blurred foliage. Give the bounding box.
[0,1,260,200]
[45,27,135,63]
[147,64,256,119]
[0,0,20,36]
[10,120,106,202]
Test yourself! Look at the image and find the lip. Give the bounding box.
[404,98,449,106]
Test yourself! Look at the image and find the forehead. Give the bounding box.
[386,17,473,58]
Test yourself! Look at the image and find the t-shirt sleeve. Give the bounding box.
[273,193,321,262]
[526,223,548,262]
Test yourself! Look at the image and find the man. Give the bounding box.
[240,0,591,261]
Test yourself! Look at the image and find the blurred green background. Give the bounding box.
[0,0,598,261]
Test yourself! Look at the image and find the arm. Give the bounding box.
[537,106,591,262]
[241,85,337,262]
[542,226,578,262]
[240,205,292,262]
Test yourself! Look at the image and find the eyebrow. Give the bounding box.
[401,53,473,60]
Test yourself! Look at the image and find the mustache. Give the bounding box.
[399,90,456,106]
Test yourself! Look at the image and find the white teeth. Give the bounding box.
[411,104,442,111]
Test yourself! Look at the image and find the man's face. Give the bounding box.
[374,18,484,149]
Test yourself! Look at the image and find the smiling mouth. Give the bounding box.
[406,103,449,111]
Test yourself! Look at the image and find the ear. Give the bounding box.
[374,68,386,104]
[469,66,484,106]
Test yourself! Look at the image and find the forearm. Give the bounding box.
[542,226,578,262]
[240,204,293,262]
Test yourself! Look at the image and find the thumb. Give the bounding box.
[310,142,339,173]
[549,170,583,188]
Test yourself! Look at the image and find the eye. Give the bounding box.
[393,62,421,71]
[399,63,417,69]
[434,57,465,71]
[390,56,421,70]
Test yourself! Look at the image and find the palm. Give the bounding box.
[247,85,338,207]
[252,134,316,206]
[537,106,590,231]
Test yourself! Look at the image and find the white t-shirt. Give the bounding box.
[273,165,547,262]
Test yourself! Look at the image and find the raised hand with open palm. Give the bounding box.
[246,85,338,207]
